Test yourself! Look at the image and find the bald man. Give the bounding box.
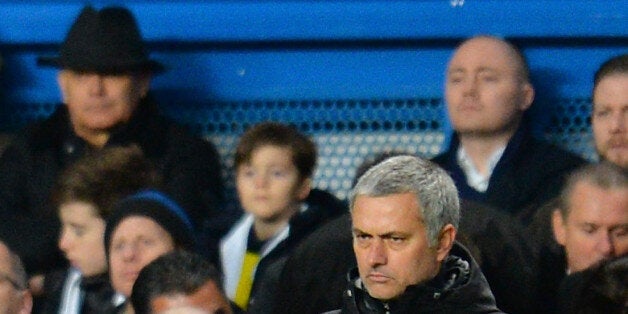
[431,35,586,314]
[432,35,585,225]
[0,240,32,314]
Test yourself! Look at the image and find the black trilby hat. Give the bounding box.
[37,6,164,74]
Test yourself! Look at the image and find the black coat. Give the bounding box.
[0,98,224,275]
[275,200,536,314]
[457,200,538,314]
[526,198,568,314]
[336,243,505,314]
[432,125,586,225]
[274,212,355,314]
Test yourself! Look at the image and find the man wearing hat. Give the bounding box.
[0,5,224,293]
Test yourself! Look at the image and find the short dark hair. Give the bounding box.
[131,250,225,314]
[557,162,627,219]
[52,145,160,219]
[234,122,317,180]
[593,54,628,95]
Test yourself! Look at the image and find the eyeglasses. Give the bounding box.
[0,272,25,290]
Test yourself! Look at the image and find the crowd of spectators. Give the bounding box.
[0,5,625,314]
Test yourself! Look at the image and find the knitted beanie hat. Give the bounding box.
[104,190,195,258]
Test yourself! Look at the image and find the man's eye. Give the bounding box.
[582,225,597,234]
[141,238,155,246]
[611,227,628,238]
[594,109,610,118]
[112,242,125,252]
[449,76,463,84]
[354,234,371,244]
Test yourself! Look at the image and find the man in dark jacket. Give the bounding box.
[328,155,503,314]
[0,6,224,289]
[432,35,585,225]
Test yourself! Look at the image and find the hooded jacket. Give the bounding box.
[335,243,504,314]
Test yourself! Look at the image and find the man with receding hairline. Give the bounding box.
[327,155,503,314]
[433,35,585,224]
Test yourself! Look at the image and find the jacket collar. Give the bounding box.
[344,243,500,313]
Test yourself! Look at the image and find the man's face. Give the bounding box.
[351,193,449,301]
[150,281,233,314]
[57,70,150,138]
[0,244,31,314]
[445,37,533,138]
[108,216,175,297]
[553,181,628,272]
[592,73,628,169]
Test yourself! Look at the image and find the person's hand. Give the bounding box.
[28,274,45,296]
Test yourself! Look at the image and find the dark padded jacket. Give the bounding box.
[334,243,505,314]
[276,200,536,314]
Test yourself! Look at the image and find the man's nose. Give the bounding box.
[120,243,139,261]
[367,239,387,267]
[86,74,105,95]
[597,231,615,257]
[462,77,478,95]
[609,111,626,132]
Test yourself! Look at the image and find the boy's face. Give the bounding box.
[236,145,310,223]
[58,201,107,277]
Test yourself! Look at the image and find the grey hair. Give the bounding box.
[350,155,460,246]
[558,162,627,219]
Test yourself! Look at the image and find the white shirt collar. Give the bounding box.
[456,145,506,192]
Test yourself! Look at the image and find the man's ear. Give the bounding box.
[19,290,32,314]
[436,224,456,263]
[296,178,312,201]
[519,82,535,112]
[136,74,152,99]
[552,209,567,246]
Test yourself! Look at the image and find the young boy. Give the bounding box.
[43,145,160,313]
[220,122,345,312]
